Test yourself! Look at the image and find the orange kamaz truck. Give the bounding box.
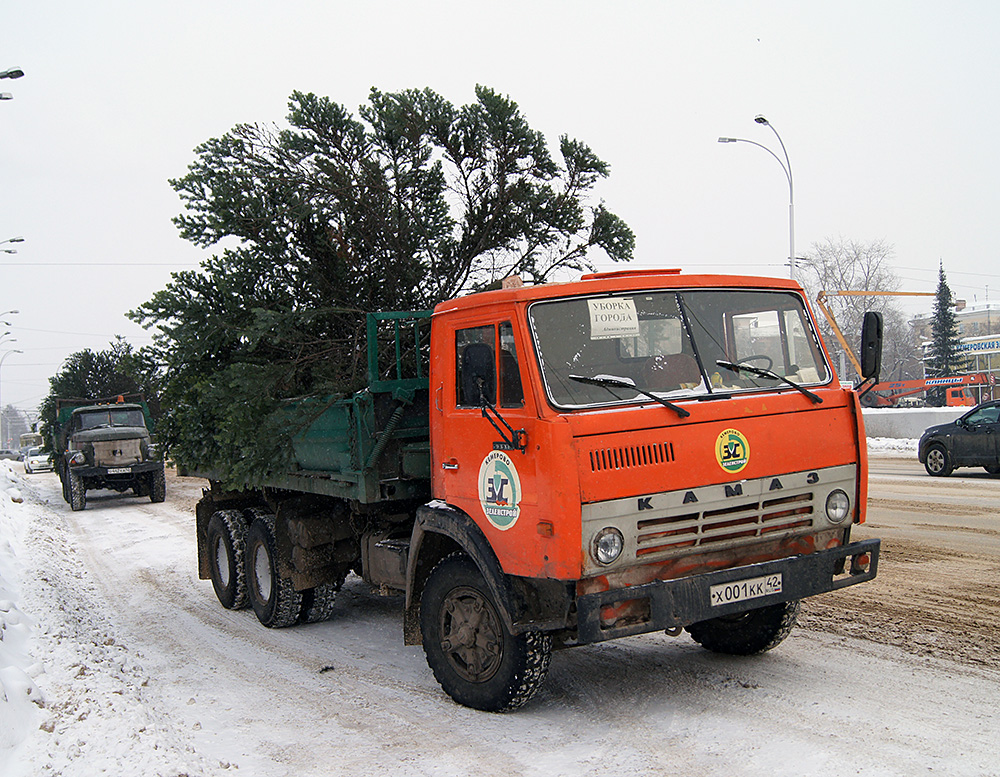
[195,269,881,711]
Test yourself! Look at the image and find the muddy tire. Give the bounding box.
[686,600,800,655]
[301,574,347,623]
[149,466,166,503]
[420,553,552,712]
[246,512,302,628]
[924,444,953,477]
[69,472,86,511]
[207,510,249,610]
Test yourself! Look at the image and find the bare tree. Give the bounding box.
[798,237,921,382]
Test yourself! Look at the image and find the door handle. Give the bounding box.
[442,458,459,470]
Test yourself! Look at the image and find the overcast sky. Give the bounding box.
[2,1,998,418]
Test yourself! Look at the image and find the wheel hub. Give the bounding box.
[213,536,231,587]
[252,543,272,602]
[439,586,503,683]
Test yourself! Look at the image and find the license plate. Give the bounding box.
[710,573,782,607]
[107,467,132,475]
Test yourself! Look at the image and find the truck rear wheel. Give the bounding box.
[246,513,303,628]
[301,575,347,623]
[207,510,248,610]
[686,600,800,655]
[69,472,86,511]
[149,466,166,503]
[419,553,552,712]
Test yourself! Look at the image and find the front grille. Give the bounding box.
[635,492,814,557]
[93,438,142,467]
[589,441,674,472]
[579,464,860,576]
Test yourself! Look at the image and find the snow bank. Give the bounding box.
[0,463,223,777]
[0,462,44,759]
[866,437,918,457]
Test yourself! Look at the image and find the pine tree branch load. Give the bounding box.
[129,86,634,487]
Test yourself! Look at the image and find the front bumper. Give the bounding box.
[71,460,163,479]
[575,538,879,644]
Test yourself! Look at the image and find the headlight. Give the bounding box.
[69,451,87,466]
[825,489,851,523]
[592,527,624,566]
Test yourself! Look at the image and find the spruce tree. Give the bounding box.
[131,86,634,486]
[926,263,967,404]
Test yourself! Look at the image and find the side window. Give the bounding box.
[456,326,496,407]
[499,321,524,408]
[970,405,1000,425]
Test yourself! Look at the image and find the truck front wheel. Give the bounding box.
[686,600,800,655]
[419,553,552,712]
[149,466,166,503]
[69,472,86,511]
[207,510,248,610]
[246,513,303,628]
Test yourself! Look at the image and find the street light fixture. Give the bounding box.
[718,114,796,280]
[0,67,24,80]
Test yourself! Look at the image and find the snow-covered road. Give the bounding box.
[2,459,998,776]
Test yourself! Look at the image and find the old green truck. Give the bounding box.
[53,394,165,511]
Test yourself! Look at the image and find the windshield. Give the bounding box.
[528,288,830,408]
[75,408,147,430]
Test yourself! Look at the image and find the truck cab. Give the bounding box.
[408,270,877,707]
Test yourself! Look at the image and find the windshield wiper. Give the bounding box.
[716,360,823,404]
[569,374,691,418]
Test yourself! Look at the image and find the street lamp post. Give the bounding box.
[719,114,796,280]
[0,349,23,448]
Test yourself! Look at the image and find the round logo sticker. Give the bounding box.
[478,451,521,531]
[716,428,750,474]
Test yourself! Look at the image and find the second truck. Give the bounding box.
[53,395,165,511]
[194,269,882,711]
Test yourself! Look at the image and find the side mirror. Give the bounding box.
[860,312,883,381]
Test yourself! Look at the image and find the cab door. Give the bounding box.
[431,319,540,560]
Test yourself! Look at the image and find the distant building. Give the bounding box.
[911,301,1000,403]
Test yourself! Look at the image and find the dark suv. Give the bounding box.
[918,400,1000,476]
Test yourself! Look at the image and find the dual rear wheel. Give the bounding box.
[206,508,342,628]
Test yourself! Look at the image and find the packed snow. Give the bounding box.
[2,449,998,777]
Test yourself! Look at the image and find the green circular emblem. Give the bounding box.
[478,451,521,530]
[716,428,749,474]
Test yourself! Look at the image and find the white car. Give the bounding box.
[23,446,53,474]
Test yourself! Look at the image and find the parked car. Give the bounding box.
[23,447,54,474]
[0,449,19,461]
[918,400,1000,476]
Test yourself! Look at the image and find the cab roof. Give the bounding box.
[432,269,803,316]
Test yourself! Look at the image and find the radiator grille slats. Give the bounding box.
[635,492,814,558]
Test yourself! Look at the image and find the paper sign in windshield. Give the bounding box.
[588,298,639,340]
